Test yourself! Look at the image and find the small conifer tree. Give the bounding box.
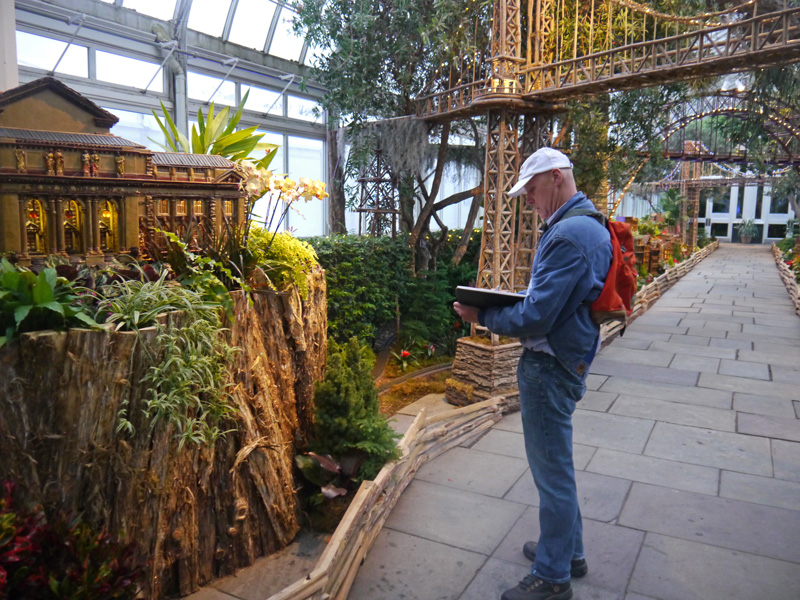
[311,337,400,480]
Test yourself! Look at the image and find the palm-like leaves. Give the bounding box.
[151,90,278,169]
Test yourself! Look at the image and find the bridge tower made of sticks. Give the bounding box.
[434,0,800,407]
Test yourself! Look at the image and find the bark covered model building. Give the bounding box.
[0,77,245,265]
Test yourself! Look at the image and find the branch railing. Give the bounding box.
[416,6,800,119]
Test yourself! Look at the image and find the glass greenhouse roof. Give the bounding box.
[94,0,311,64]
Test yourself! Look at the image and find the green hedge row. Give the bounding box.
[304,231,480,354]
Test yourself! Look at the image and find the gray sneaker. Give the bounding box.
[501,573,572,600]
[522,542,588,578]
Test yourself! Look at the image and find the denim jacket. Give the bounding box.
[478,192,612,376]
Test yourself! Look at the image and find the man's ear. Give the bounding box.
[552,168,563,185]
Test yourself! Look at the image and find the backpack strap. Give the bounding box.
[559,207,607,227]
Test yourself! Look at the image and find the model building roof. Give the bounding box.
[152,152,236,168]
[0,127,143,148]
[0,77,119,129]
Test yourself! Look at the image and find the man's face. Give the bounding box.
[524,170,558,218]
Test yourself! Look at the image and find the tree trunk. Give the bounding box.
[327,125,347,234]
[452,192,483,267]
[0,272,327,599]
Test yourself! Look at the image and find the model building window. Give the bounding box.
[224,201,233,216]
[64,200,83,254]
[99,200,117,252]
[176,201,187,215]
[159,200,169,215]
[193,200,204,216]
[26,199,47,254]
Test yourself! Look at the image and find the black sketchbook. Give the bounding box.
[455,286,525,309]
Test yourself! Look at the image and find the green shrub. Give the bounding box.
[310,338,400,480]
[305,231,480,350]
[248,228,319,300]
[306,235,410,344]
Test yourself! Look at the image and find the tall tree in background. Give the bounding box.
[294,0,491,268]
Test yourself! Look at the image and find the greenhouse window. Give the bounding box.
[96,51,163,92]
[16,31,88,78]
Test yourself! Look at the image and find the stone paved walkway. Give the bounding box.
[350,243,800,600]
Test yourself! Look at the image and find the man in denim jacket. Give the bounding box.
[454,148,611,600]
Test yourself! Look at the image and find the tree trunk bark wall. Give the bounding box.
[0,271,327,598]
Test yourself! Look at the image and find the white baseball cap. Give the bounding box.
[507,148,573,197]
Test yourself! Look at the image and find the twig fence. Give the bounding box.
[267,397,505,600]
[772,243,800,316]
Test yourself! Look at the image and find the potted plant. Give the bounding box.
[736,219,759,244]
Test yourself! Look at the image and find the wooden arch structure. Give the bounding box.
[661,92,800,165]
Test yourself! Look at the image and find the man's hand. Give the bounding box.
[453,302,480,324]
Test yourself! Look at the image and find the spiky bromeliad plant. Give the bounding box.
[151,90,278,169]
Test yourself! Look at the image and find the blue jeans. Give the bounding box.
[518,349,586,584]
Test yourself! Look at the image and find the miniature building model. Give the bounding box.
[0,77,245,264]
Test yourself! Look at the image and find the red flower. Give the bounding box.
[401,350,410,358]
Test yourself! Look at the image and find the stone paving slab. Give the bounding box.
[349,528,486,600]
[573,410,655,453]
[738,413,800,442]
[414,446,529,498]
[771,365,800,385]
[737,348,800,368]
[618,483,800,563]
[629,533,800,600]
[667,333,711,345]
[644,422,772,475]
[772,439,800,482]
[720,470,800,511]
[733,392,797,418]
[598,376,732,409]
[610,395,735,431]
[586,448,719,496]
[598,346,675,367]
[679,313,754,324]
[492,410,523,433]
[590,358,700,386]
[698,372,800,401]
[718,358,771,380]
[727,330,800,346]
[580,390,618,412]
[585,373,609,391]
[384,480,526,555]
[668,353,720,373]
[708,336,752,350]
[505,470,631,523]
[608,337,652,350]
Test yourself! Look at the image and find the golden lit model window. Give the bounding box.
[26,199,47,254]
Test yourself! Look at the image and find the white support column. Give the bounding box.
[0,0,19,91]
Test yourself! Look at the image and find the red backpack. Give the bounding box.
[562,209,638,328]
